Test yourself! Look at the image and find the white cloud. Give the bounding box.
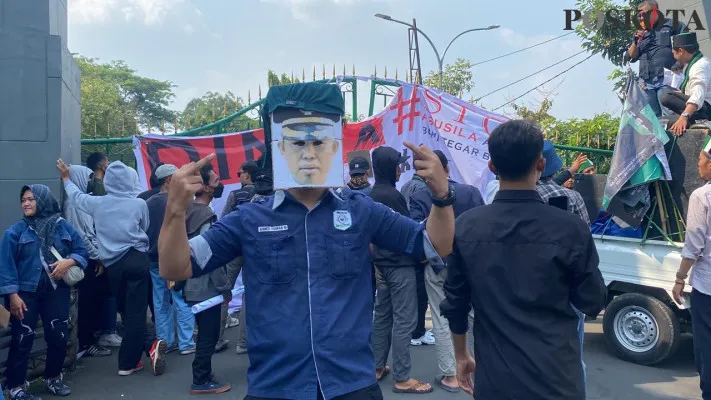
[69,0,189,26]
[183,24,194,34]
[261,0,391,21]
[69,0,118,23]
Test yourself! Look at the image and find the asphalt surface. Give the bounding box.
[21,318,703,399]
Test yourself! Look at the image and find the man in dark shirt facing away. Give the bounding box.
[440,119,607,399]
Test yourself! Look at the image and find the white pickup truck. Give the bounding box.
[595,234,692,365]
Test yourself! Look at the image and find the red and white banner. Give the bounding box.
[133,82,509,216]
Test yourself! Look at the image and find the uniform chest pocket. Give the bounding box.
[254,235,297,285]
[657,29,671,48]
[327,231,366,280]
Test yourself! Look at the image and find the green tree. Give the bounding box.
[423,58,474,97]
[76,56,178,137]
[574,0,641,90]
[179,91,260,133]
[267,70,301,87]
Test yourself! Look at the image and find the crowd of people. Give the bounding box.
[1,10,710,398]
[0,117,611,400]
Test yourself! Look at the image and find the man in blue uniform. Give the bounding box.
[158,137,455,399]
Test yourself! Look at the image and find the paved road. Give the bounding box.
[26,319,702,399]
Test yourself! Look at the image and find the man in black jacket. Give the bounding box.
[370,146,432,394]
[440,120,606,399]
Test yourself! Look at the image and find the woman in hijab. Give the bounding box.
[0,185,88,400]
[65,165,113,359]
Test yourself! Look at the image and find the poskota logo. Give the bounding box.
[563,8,706,31]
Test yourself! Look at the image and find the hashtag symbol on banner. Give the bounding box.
[389,88,421,135]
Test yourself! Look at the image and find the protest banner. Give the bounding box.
[133,82,509,217]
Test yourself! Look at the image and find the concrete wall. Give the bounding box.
[0,0,81,232]
[659,0,710,55]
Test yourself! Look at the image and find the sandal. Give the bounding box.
[393,380,433,394]
[376,366,390,381]
[435,375,460,393]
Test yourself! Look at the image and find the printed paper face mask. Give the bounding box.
[272,108,344,189]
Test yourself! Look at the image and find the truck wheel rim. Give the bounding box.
[613,305,659,353]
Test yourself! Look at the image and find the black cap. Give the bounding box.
[397,152,410,165]
[672,32,698,48]
[349,157,370,176]
[433,150,448,169]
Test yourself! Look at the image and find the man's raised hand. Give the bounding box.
[166,153,216,215]
[403,142,449,198]
[56,159,71,181]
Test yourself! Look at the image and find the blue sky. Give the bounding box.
[68,0,624,124]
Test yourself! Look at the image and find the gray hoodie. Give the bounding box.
[63,161,150,267]
[64,165,101,261]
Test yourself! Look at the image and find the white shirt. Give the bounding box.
[485,179,499,205]
[664,68,684,89]
[683,56,711,109]
[681,183,711,296]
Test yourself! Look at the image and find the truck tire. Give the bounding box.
[603,293,681,366]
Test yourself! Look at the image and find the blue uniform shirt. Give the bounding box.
[189,188,440,399]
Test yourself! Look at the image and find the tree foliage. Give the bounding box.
[574,0,641,91]
[267,70,301,87]
[178,91,259,133]
[76,56,178,138]
[423,58,474,97]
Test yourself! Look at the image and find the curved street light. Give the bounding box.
[375,13,500,89]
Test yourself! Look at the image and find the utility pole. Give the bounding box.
[408,18,423,85]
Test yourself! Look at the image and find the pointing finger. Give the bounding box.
[191,153,216,171]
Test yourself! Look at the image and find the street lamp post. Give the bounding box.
[375,13,499,89]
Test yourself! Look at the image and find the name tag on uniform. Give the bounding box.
[258,225,288,233]
[333,210,352,231]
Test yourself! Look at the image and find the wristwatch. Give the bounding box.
[681,112,691,118]
[431,185,456,208]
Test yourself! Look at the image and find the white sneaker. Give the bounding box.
[225,314,239,329]
[422,330,435,345]
[410,338,423,346]
[98,333,123,347]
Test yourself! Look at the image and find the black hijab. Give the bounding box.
[21,184,62,264]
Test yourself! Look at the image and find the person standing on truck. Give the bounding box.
[627,0,687,117]
[672,138,711,399]
[441,120,607,399]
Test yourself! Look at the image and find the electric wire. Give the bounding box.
[474,49,588,102]
[492,53,596,111]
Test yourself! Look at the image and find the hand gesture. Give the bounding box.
[222,293,233,305]
[403,142,449,198]
[50,258,74,280]
[634,30,645,40]
[9,293,28,320]
[571,153,588,172]
[95,261,104,277]
[456,355,476,395]
[672,281,685,305]
[167,154,216,215]
[57,159,71,181]
[670,116,688,136]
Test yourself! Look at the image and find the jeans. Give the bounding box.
[149,262,195,350]
[108,248,152,370]
[691,289,711,399]
[100,296,118,335]
[244,383,383,400]
[424,265,474,377]
[642,76,665,117]
[412,265,428,339]
[5,274,70,388]
[78,259,111,348]
[571,304,587,390]
[236,291,247,348]
[372,265,417,383]
[192,302,221,385]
